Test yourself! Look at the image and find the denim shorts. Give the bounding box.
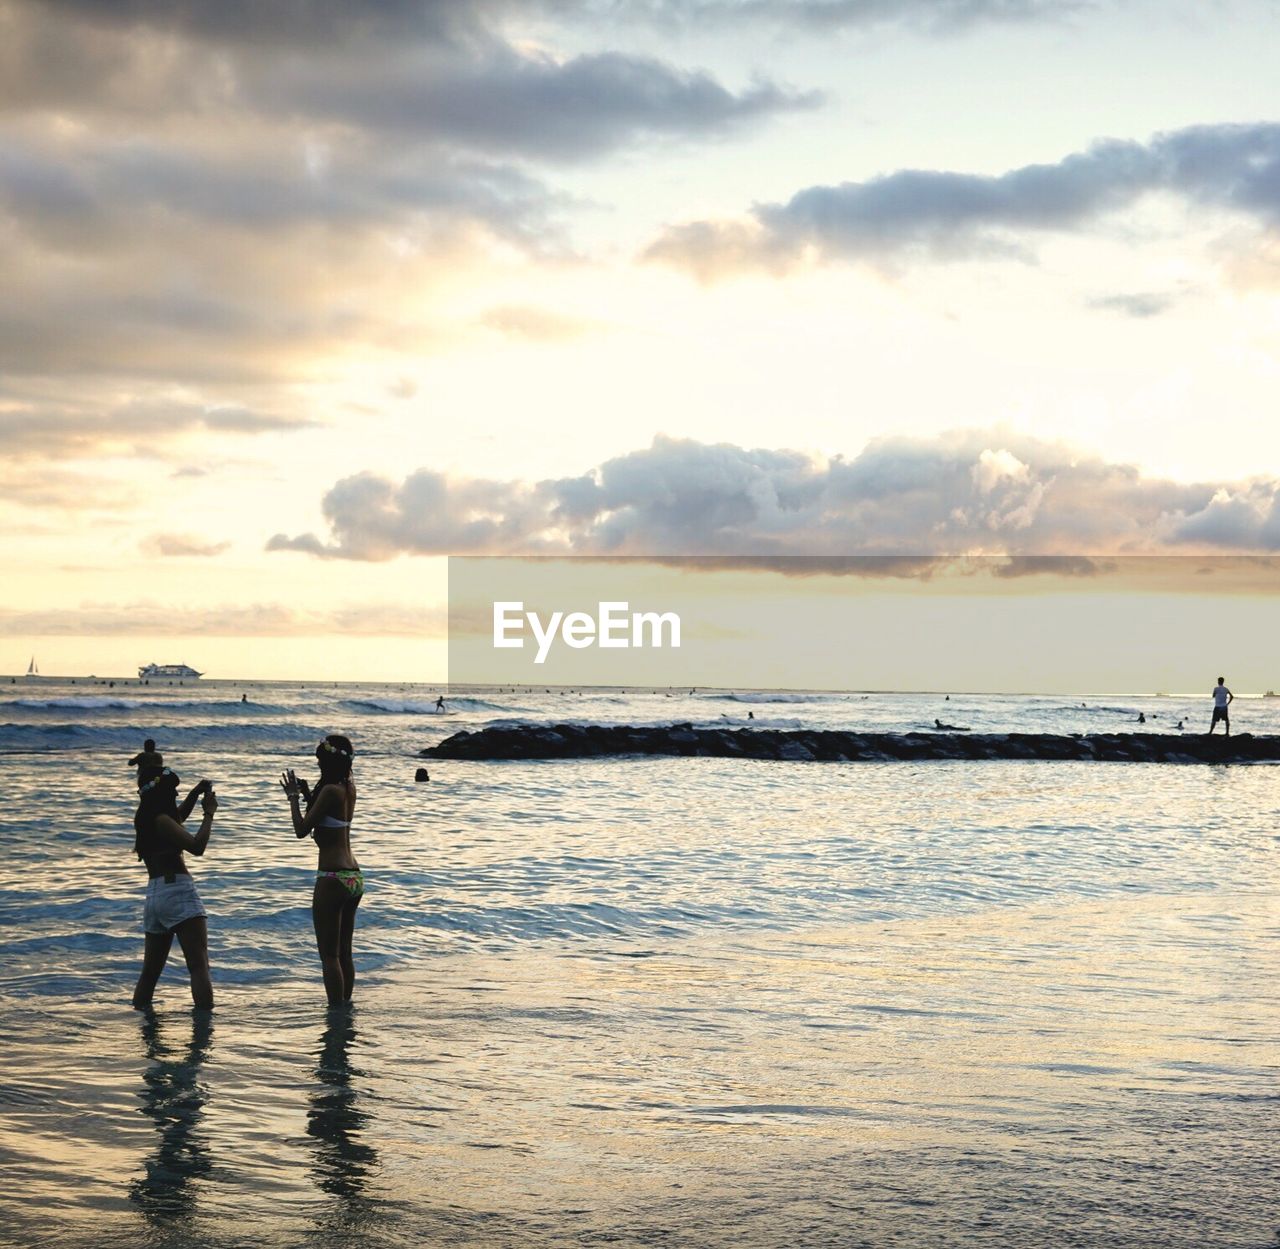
[143,873,207,935]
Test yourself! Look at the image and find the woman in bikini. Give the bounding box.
[280,735,362,1006]
[132,766,218,1010]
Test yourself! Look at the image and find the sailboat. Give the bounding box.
[25,656,38,678]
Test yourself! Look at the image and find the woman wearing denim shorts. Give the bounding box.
[132,765,218,1010]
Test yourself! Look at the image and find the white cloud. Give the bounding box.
[266,428,1280,562]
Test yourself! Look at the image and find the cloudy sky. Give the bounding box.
[5,0,1280,680]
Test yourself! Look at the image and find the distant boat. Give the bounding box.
[138,663,203,680]
[1266,691,1279,698]
[25,656,38,678]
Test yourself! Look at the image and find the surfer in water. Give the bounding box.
[435,695,445,712]
[281,735,362,1007]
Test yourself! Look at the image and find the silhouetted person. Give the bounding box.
[435,695,445,711]
[1210,676,1234,735]
[1138,712,1146,724]
[747,710,754,720]
[129,738,163,769]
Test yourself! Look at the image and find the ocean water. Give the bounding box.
[0,680,1276,1247]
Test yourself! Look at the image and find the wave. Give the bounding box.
[342,696,510,714]
[0,720,333,753]
[710,716,806,729]
[474,715,808,733]
[707,692,847,705]
[3,696,292,714]
[7,697,150,710]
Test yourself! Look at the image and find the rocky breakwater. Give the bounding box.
[422,724,1280,764]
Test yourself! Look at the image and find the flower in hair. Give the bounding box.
[138,768,172,794]
[320,740,352,757]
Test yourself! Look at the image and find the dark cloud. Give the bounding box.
[0,0,814,394]
[0,401,314,460]
[261,49,820,163]
[0,135,558,248]
[646,123,1280,279]
[0,465,138,510]
[585,0,1090,34]
[2,6,814,161]
[18,0,1096,53]
[16,0,481,48]
[1171,484,1280,550]
[0,138,564,383]
[266,430,1280,562]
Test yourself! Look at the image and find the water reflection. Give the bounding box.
[307,1007,380,1209]
[129,1009,214,1224]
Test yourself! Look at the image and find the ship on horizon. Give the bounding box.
[138,662,203,680]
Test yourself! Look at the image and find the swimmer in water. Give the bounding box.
[129,739,164,769]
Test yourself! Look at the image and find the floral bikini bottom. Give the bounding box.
[316,869,364,900]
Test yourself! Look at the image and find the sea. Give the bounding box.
[0,679,1276,1248]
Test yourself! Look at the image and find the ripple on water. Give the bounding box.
[0,746,1277,1246]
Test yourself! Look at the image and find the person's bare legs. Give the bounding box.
[338,897,359,1002]
[133,930,174,1009]
[313,878,348,1006]
[174,916,214,1010]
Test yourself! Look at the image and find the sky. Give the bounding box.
[5,0,1280,683]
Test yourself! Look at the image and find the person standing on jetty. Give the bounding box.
[1209,677,1234,735]
[131,767,218,1010]
[280,736,363,1007]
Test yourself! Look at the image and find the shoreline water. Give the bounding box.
[0,681,1275,1246]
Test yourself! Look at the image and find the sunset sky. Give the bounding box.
[5,0,1280,681]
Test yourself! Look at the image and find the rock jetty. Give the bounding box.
[422,724,1280,764]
